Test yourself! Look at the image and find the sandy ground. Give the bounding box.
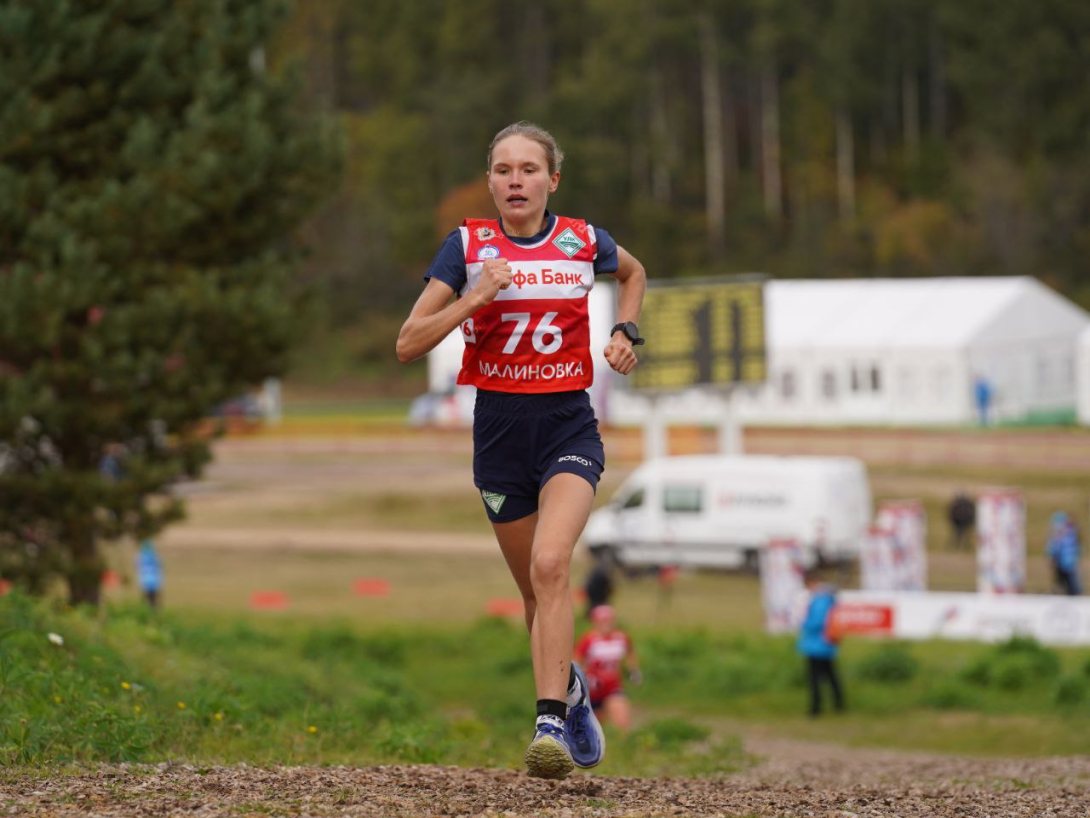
[5,740,1089,817]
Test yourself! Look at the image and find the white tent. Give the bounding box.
[610,276,1090,427]
[1077,325,1090,425]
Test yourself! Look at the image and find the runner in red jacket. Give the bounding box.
[575,605,641,732]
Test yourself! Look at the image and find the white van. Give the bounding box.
[582,454,872,570]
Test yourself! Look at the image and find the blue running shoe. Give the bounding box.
[524,716,574,779]
[565,662,605,768]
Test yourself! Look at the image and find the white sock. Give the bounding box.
[536,714,564,729]
[565,674,583,708]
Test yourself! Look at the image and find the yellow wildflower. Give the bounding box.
[306,725,318,734]
[177,701,186,710]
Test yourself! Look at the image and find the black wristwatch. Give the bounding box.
[610,321,645,346]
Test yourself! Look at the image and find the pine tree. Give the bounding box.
[0,0,339,604]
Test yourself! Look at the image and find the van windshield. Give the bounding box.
[663,485,703,513]
[618,488,645,510]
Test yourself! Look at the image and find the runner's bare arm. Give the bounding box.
[612,246,646,325]
[604,246,647,376]
[396,260,513,363]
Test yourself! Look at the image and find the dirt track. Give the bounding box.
[6,741,1089,817]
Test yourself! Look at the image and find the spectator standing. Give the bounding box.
[973,376,993,426]
[135,539,163,608]
[583,553,615,618]
[797,573,845,717]
[1046,511,1081,596]
[947,492,976,551]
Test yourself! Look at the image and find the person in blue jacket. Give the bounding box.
[1047,511,1081,596]
[797,572,845,717]
[136,539,163,609]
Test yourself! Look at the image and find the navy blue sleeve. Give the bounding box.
[592,226,619,275]
[424,229,467,292]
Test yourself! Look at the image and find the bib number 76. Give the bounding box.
[500,311,562,354]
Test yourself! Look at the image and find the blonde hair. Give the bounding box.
[487,121,564,175]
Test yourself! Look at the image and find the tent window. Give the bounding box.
[870,366,881,392]
[821,370,838,400]
[1036,355,1053,393]
[932,367,952,401]
[850,367,862,392]
[779,369,797,400]
[897,367,916,402]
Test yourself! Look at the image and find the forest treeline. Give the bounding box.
[276,0,1090,347]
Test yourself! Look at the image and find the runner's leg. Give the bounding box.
[492,512,539,633]
[530,472,595,701]
[603,694,632,732]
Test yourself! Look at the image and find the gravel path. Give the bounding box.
[5,739,1089,817]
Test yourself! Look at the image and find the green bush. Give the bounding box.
[958,637,1060,690]
[992,654,1040,691]
[920,679,977,710]
[855,644,919,684]
[1053,674,1090,708]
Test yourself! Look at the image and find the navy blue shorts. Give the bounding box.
[473,389,605,523]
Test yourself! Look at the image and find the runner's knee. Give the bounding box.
[530,550,570,594]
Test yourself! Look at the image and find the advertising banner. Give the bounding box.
[861,500,928,591]
[837,590,1090,645]
[976,489,1026,593]
[759,538,807,634]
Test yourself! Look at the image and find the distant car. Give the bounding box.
[582,454,872,570]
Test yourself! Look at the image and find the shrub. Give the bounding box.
[995,636,1060,677]
[921,679,977,710]
[959,637,1060,690]
[991,654,1039,691]
[1053,674,1089,708]
[855,644,919,684]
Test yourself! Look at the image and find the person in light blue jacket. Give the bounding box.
[797,573,844,717]
[1047,511,1081,596]
[136,539,163,609]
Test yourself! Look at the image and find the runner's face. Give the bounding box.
[488,135,559,232]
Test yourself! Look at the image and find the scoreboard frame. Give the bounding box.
[629,274,768,392]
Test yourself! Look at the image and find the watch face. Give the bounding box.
[612,322,643,344]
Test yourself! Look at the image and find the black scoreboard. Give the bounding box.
[629,276,767,391]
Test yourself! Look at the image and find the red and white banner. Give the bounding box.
[838,590,1090,645]
[759,538,808,634]
[861,499,928,592]
[976,489,1025,594]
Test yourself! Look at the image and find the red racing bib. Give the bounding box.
[456,216,597,393]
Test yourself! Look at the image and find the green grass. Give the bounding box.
[3,590,1090,772]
